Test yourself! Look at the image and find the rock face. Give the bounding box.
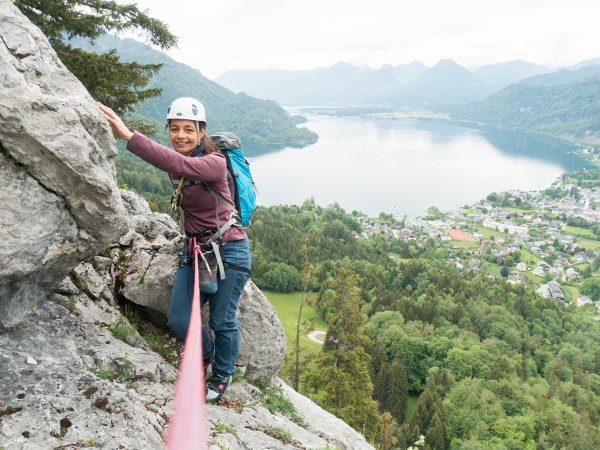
[0,5,373,449]
[0,295,373,450]
[237,281,287,381]
[0,1,126,329]
[117,189,182,320]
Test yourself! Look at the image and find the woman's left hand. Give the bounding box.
[98,103,134,141]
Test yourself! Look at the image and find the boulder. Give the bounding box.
[237,281,287,382]
[115,191,286,381]
[0,1,126,329]
[117,191,182,320]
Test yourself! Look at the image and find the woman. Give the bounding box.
[99,98,251,403]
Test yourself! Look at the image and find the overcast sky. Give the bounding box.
[126,0,600,79]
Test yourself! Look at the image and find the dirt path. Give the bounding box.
[307,330,326,344]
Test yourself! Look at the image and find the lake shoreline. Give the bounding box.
[291,106,599,167]
[250,113,590,217]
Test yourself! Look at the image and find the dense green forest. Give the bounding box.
[116,152,173,212]
[248,202,600,449]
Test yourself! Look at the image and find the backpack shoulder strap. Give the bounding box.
[203,182,238,215]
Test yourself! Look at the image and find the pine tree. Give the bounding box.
[303,267,382,442]
[426,409,447,450]
[409,369,452,449]
[411,388,436,433]
[377,412,399,450]
[375,361,409,422]
[290,235,315,391]
[15,0,176,117]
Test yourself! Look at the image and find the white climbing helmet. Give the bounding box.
[166,97,206,123]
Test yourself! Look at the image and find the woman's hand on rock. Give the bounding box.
[98,103,134,141]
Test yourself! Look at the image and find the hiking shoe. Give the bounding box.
[206,374,232,403]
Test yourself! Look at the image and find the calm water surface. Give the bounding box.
[247,115,589,217]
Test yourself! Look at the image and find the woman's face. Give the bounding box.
[169,119,204,155]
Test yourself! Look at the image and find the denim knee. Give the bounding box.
[167,315,188,341]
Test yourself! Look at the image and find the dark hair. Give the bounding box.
[198,122,219,154]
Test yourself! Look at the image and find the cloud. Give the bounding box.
[128,0,600,78]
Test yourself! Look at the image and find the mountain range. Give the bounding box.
[75,35,600,147]
[218,58,600,145]
[216,59,550,107]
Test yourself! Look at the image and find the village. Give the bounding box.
[356,170,600,315]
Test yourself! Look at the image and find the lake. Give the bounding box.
[247,115,589,217]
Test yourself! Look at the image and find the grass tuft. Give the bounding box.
[109,317,136,342]
[264,426,292,443]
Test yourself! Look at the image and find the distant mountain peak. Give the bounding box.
[434,59,466,68]
[573,57,600,70]
[424,59,472,77]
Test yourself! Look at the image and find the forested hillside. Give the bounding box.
[453,67,600,145]
[249,201,600,449]
[72,35,318,152]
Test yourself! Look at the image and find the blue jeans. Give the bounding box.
[167,237,251,378]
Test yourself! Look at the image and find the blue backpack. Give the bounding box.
[208,132,257,227]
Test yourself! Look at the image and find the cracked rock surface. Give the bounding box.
[0,292,373,450]
[0,1,126,329]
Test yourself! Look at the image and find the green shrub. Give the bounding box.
[264,426,292,443]
[261,384,306,427]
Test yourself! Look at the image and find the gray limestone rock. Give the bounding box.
[120,248,178,320]
[120,188,153,216]
[0,1,126,329]
[56,276,80,295]
[93,255,113,272]
[72,263,105,300]
[0,295,372,450]
[277,379,375,450]
[0,301,176,450]
[237,281,287,382]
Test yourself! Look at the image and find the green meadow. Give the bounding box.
[565,225,597,239]
[577,238,600,251]
[449,239,479,249]
[472,226,508,239]
[263,291,328,354]
[520,249,540,265]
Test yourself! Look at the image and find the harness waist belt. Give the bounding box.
[185,228,219,239]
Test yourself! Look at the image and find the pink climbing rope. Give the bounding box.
[166,236,209,449]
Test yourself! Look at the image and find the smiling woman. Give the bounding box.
[99,96,251,403]
[169,120,201,154]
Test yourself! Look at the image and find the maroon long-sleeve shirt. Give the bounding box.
[126,131,246,242]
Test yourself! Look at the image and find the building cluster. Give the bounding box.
[356,176,600,315]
